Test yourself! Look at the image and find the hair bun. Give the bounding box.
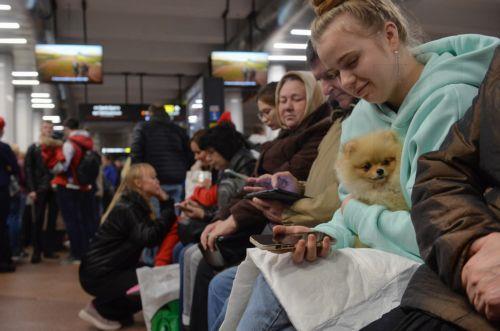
[311,0,348,16]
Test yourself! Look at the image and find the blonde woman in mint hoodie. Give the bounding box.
[228,0,499,330]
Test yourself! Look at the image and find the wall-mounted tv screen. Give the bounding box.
[35,44,103,84]
[211,51,268,87]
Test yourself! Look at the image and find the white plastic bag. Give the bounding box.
[222,248,420,331]
[137,264,180,331]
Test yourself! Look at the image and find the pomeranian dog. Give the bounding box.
[335,130,408,211]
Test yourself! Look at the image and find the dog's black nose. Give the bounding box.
[377,168,385,176]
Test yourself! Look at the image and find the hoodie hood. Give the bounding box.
[68,130,93,150]
[276,71,325,128]
[392,34,499,134]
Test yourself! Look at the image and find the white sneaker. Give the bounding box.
[78,303,121,330]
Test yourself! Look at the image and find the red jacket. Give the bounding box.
[154,184,218,266]
[41,137,65,170]
[190,184,218,207]
[154,221,179,266]
[52,132,94,190]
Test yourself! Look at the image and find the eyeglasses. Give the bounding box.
[257,111,272,121]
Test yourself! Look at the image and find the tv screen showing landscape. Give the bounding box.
[35,44,103,83]
[211,51,268,87]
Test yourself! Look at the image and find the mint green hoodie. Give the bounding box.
[315,34,499,262]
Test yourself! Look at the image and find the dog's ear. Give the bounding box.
[343,140,357,156]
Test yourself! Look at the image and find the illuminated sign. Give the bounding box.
[164,104,181,117]
[79,104,148,122]
[91,105,123,118]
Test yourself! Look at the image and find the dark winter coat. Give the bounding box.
[0,141,18,190]
[131,115,193,185]
[25,142,53,193]
[79,190,176,280]
[402,47,500,331]
[230,102,333,230]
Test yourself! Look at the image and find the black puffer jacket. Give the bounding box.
[24,143,52,193]
[79,190,175,280]
[131,116,193,185]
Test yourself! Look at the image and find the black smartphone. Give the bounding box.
[198,242,226,270]
[244,188,304,205]
[250,232,335,253]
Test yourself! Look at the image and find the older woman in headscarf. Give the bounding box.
[188,71,332,331]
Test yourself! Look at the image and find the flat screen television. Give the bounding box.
[210,51,268,87]
[35,44,103,84]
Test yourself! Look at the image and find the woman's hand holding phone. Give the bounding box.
[250,197,285,224]
[179,200,205,220]
[272,225,331,264]
[244,174,274,193]
[245,172,300,194]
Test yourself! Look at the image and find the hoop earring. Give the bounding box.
[394,50,400,78]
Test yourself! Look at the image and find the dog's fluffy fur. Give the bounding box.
[335,130,408,211]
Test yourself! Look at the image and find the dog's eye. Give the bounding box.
[382,159,390,166]
[363,163,372,171]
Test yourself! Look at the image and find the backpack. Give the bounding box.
[74,147,101,186]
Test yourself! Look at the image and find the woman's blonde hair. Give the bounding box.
[100,162,155,224]
[311,0,419,48]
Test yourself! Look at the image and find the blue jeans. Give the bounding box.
[237,273,295,331]
[151,184,184,216]
[176,242,194,323]
[208,266,238,331]
[56,187,96,259]
[7,193,25,256]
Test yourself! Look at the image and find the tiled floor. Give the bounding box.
[0,255,146,331]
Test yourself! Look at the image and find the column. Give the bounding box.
[224,90,244,133]
[0,54,15,143]
[15,90,33,151]
[32,111,42,143]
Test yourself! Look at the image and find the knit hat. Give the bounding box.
[0,116,5,130]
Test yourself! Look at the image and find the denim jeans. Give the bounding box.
[56,187,96,259]
[32,189,58,255]
[6,193,25,256]
[237,273,295,331]
[151,184,184,216]
[175,242,194,324]
[0,189,12,264]
[208,266,237,331]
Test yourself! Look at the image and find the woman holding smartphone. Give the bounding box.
[189,71,332,331]
[78,163,176,330]
[224,0,499,329]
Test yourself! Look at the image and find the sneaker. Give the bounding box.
[78,303,121,330]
